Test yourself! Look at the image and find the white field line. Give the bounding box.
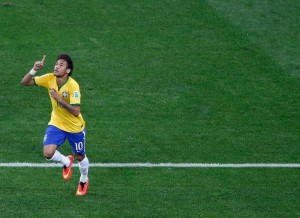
[0,162,299,168]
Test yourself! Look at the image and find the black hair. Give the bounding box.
[56,54,73,76]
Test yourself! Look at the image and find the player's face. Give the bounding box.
[54,59,70,77]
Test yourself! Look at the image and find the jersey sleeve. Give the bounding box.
[70,81,81,106]
[33,73,51,88]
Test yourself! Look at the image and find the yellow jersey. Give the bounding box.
[34,73,85,133]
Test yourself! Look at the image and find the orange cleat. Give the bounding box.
[76,179,89,196]
[63,155,74,181]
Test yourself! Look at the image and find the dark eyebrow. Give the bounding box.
[56,60,65,65]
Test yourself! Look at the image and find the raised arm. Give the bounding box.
[21,55,46,86]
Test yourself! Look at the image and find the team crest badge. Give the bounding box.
[62,91,68,98]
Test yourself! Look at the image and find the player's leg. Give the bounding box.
[43,125,74,180]
[43,143,57,159]
[67,129,89,196]
[75,153,89,183]
[75,153,89,196]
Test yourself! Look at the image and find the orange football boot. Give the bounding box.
[76,179,89,196]
[63,155,74,181]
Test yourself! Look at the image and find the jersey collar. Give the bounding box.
[57,76,70,91]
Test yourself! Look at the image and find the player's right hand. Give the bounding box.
[33,55,46,71]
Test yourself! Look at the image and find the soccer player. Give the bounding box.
[21,54,89,196]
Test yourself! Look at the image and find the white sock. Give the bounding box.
[79,156,89,183]
[48,150,70,167]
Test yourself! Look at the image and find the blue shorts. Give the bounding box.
[43,125,86,155]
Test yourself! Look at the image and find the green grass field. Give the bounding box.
[0,0,299,217]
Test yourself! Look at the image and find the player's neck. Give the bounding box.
[56,75,69,87]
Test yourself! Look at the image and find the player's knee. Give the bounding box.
[43,150,54,159]
[43,144,57,159]
[44,152,53,159]
[75,154,85,162]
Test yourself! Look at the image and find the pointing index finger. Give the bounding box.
[41,55,46,63]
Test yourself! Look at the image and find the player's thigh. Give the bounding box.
[43,125,67,158]
[43,125,66,146]
[67,129,86,156]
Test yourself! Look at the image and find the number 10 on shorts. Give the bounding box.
[75,141,85,152]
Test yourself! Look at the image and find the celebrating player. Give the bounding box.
[21,54,89,196]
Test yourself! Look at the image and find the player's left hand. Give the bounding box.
[50,88,61,101]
